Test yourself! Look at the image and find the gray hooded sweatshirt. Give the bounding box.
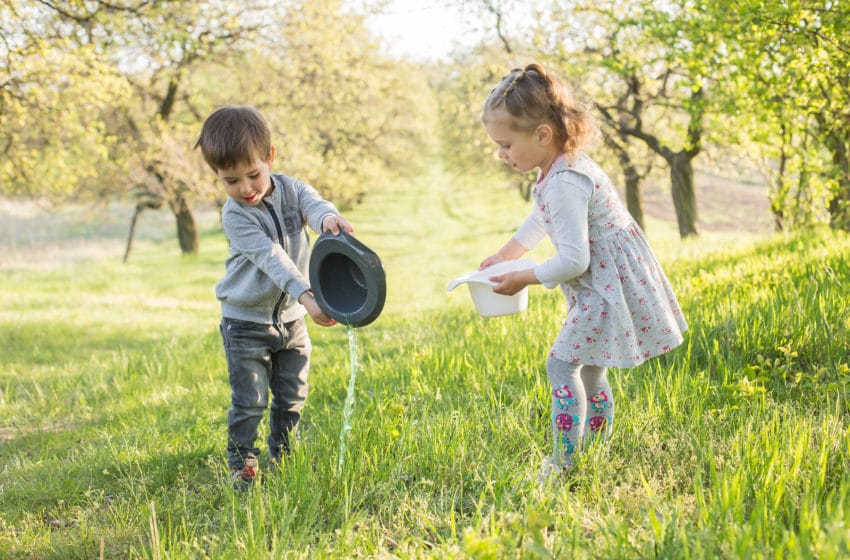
[215,173,338,324]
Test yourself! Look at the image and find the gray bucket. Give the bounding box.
[308,231,386,327]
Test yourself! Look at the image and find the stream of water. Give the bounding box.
[336,325,359,473]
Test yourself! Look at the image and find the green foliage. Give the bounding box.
[435,0,850,232]
[220,0,433,208]
[690,0,850,230]
[1,169,848,558]
[0,0,431,254]
[0,35,131,196]
[432,53,538,199]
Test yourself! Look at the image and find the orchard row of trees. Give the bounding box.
[438,0,850,237]
[1,0,848,253]
[0,0,429,256]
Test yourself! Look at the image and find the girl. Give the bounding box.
[479,63,688,479]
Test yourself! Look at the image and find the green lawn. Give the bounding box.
[1,167,848,559]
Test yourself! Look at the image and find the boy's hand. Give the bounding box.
[322,214,354,235]
[298,290,337,327]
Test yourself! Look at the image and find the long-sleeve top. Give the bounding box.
[215,173,338,324]
[511,154,687,367]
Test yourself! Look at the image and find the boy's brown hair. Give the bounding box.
[194,105,272,172]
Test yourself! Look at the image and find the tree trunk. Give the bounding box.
[171,194,199,255]
[772,142,789,232]
[605,134,646,230]
[825,132,850,231]
[670,152,698,237]
[123,199,164,263]
[828,182,850,231]
[624,169,645,231]
[123,205,143,263]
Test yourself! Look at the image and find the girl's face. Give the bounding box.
[217,146,276,206]
[483,108,554,174]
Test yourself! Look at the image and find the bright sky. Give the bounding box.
[361,0,483,61]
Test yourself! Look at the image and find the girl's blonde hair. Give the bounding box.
[483,63,600,158]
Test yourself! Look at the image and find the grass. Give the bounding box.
[0,165,848,559]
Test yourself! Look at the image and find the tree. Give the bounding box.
[1,0,431,258]
[540,1,722,238]
[1,0,273,255]
[602,129,653,231]
[597,78,705,239]
[704,0,850,230]
[440,0,850,235]
[574,0,850,233]
[221,0,430,209]
[443,0,662,226]
[0,3,132,199]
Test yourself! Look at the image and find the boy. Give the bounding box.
[195,105,353,489]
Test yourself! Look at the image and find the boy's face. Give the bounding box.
[217,147,275,206]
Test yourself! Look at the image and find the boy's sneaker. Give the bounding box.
[231,458,259,491]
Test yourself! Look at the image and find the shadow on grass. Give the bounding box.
[0,388,225,516]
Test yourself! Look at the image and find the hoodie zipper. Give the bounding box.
[263,199,287,325]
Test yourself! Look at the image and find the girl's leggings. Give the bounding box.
[546,355,614,468]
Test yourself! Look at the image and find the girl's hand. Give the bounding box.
[322,214,354,235]
[490,269,538,295]
[479,254,504,270]
[480,239,529,269]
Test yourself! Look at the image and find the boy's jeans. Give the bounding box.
[220,317,311,468]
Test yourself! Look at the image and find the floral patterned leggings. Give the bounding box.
[546,355,614,468]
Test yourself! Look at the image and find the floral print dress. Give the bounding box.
[514,154,687,368]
